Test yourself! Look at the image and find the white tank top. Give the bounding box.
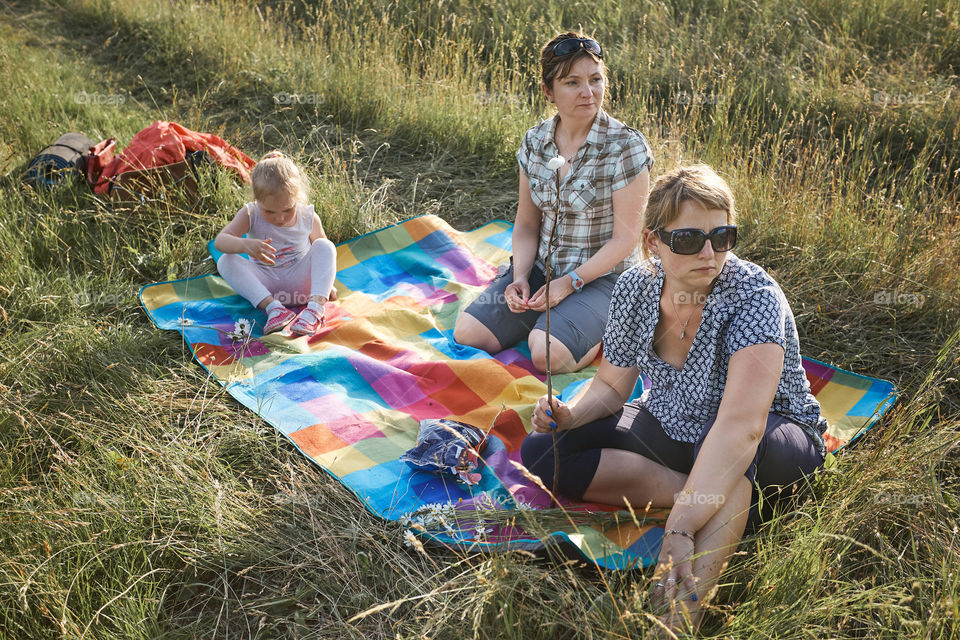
[246,201,313,268]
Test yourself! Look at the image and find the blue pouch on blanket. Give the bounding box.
[400,419,486,485]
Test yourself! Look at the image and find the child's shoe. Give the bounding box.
[290,307,324,336]
[263,307,296,333]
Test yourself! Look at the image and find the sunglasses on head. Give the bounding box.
[552,37,604,59]
[655,225,738,255]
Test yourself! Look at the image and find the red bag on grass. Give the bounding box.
[93,121,255,195]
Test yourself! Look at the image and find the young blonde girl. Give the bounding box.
[214,152,336,336]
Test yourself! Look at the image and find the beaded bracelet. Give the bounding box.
[665,528,696,543]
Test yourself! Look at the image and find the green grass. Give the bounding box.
[1,0,958,637]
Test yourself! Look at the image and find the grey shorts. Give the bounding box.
[461,260,619,361]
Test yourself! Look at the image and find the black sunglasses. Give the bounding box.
[552,38,604,59]
[655,225,738,255]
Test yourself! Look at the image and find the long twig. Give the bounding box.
[544,157,563,508]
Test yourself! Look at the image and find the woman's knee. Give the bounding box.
[520,433,555,483]
[528,330,579,373]
[754,422,824,488]
[520,433,600,499]
[453,313,502,353]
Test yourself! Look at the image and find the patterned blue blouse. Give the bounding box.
[603,254,828,457]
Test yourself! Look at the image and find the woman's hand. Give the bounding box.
[246,238,277,265]
[526,276,575,312]
[504,279,531,313]
[651,531,698,611]
[531,395,573,433]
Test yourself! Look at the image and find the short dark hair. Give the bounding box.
[540,32,604,90]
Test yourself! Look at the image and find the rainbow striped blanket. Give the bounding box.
[140,215,896,568]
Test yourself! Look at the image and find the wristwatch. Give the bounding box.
[568,270,584,292]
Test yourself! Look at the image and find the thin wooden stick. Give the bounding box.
[544,158,563,507]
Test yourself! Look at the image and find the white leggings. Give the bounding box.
[216,239,337,308]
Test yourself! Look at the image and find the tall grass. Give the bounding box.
[1,0,958,637]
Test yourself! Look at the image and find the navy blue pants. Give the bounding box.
[520,403,825,527]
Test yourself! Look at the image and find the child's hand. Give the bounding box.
[247,238,277,265]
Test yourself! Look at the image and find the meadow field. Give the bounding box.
[1,0,959,637]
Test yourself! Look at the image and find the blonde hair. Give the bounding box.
[642,164,737,261]
[251,151,309,203]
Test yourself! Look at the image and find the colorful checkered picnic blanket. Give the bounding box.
[140,215,897,568]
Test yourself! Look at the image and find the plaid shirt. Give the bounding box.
[517,109,653,276]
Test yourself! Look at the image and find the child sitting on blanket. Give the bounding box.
[214,151,337,336]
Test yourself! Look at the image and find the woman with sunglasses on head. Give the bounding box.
[454,32,653,373]
[522,165,828,634]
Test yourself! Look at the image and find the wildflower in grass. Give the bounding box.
[228,317,253,340]
[401,502,463,536]
[473,524,494,538]
[403,530,426,554]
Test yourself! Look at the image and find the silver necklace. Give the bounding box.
[669,295,705,340]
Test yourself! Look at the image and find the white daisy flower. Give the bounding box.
[474,525,494,538]
[234,318,252,335]
[404,530,426,553]
[228,317,253,341]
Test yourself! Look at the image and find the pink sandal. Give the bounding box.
[263,307,296,334]
[290,307,325,336]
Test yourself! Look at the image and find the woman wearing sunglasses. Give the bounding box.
[522,165,828,634]
[454,32,652,373]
